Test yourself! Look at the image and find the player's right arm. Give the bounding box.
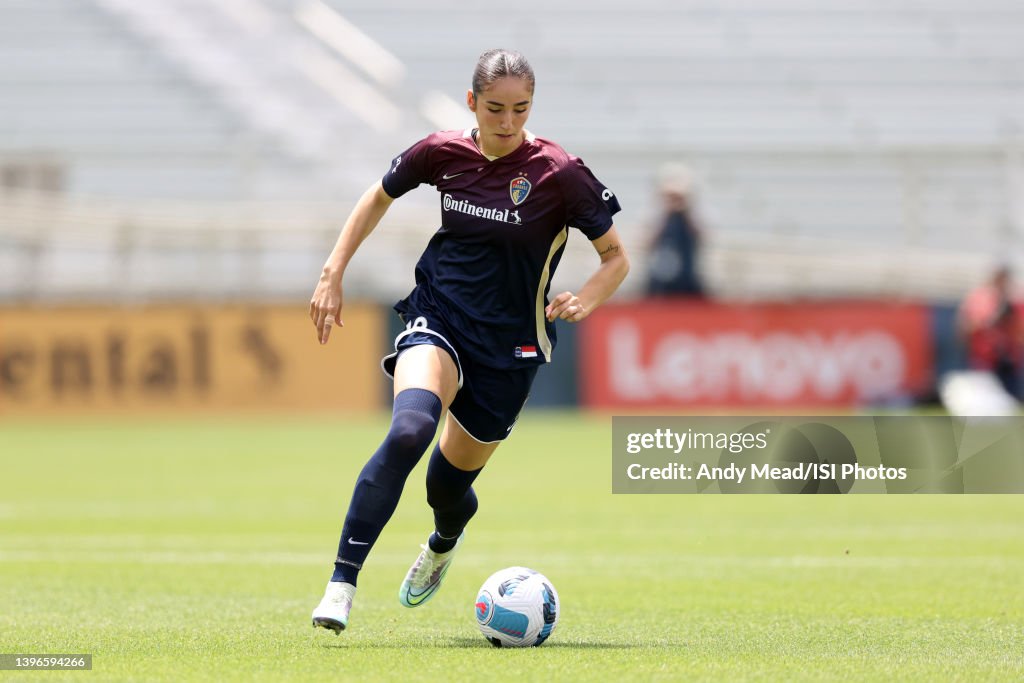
[310,180,394,345]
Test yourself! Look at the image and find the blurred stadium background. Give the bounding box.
[2,0,1024,414]
[3,4,1024,680]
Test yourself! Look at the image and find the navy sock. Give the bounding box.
[331,388,442,585]
[425,444,482,553]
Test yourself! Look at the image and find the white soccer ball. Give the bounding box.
[474,566,559,647]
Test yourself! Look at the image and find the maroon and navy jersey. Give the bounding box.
[381,128,620,369]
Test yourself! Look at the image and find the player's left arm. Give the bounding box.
[546,226,629,323]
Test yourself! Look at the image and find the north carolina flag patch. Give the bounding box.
[514,345,538,359]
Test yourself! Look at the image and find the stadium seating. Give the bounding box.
[1,0,1022,300]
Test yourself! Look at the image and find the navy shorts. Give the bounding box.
[381,312,538,443]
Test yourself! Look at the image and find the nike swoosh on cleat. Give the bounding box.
[404,587,434,604]
[442,172,465,180]
[403,572,446,603]
[347,537,369,546]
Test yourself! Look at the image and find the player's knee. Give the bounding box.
[387,408,439,457]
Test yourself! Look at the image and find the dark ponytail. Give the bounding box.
[472,49,535,95]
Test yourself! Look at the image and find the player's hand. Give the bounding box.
[545,291,587,323]
[310,276,344,345]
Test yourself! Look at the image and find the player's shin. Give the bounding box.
[331,388,442,584]
[425,444,482,553]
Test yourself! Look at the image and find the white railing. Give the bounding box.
[1,144,1020,305]
[0,190,425,302]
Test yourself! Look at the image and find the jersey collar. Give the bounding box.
[465,128,536,161]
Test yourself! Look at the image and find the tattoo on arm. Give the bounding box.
[598,243,621,257]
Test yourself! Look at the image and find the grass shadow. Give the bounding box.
[315,636,663,650]
[448,637,652,650]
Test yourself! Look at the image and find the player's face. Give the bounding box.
[467,76,533,158]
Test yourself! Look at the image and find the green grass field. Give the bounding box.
[1,412,1023,682]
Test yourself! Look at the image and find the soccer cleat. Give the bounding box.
[398,532,465,608]
[311,581,356,634]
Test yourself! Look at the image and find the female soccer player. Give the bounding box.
[309,49,629,633]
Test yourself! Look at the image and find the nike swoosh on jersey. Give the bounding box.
[442,172,465,180]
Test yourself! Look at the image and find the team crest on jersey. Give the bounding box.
[509,177,532,205]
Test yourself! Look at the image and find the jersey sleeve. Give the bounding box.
[559,156,621,241]
[380,133,443,198]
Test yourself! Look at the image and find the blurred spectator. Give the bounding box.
[646,163,706,298]
[958,265,1024,398]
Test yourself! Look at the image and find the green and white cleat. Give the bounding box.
[398,532,465,608]
[312,581,356,634]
